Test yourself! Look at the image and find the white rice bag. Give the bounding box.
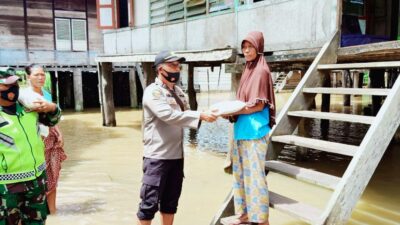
[18,87,45,110]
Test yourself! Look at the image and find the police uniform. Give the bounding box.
[137,78,200,220]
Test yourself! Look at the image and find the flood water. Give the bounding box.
[47,91,399,225]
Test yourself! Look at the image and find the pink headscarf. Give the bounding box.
[237,31,276,127]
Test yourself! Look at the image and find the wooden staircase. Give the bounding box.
[274,71,293,92]
[214,30,400,225]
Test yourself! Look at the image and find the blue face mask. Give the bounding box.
[1,85,19,102]
[163,69,180,83]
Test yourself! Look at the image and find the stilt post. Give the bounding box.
[188,63,198,110]
[129,68,138,108]
[99,62,116,127]
[73,68,84,112]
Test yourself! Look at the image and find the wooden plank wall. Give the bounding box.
[54,0,85,11]
[0,0,26,49]
[0,0,102,53]
[26,0,54,50]
[87,0,103,52]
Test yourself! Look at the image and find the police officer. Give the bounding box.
[0,67,61,225]
[137,51,217,225]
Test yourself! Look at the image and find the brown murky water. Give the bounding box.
[48,91,399,225]
[46,109,232,225]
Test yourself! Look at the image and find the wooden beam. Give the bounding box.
[95,48,237,63]
[231,72,241,93]
[318,61,400,70]
[72,68,83,112]
[266,41,400,66]
[129,68,138,108]
[302,87,391,96]
[23,0,29,57]
[271,135,358,157]
[269,191,322,224]
[210,190,234,225]
[220,190,323,225]
[225,62,245,74]
[99,62,116,126]
[288,111,375,124]
[266,160,340,190]
[187,63,197,110]
[134,63,146,89]
[141,62,156,87]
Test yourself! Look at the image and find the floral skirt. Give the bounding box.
[232,136,269,223]
[44,126,67,193]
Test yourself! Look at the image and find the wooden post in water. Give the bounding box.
[231,72,241,93]
[188,63,198,110]
[321,71,331,139]
[142,62,156,87]
[73,68,84,112]
[129,68,138,108]
[369,69,385,116]
[99,62,116,127]
[342,70,351,106]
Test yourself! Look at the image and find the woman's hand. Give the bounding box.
[54,126,64,148]
[200,110,218,122]
[221,114,231,120]
[33,100,57,113]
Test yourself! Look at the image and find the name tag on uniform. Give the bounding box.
[167,98,177,105]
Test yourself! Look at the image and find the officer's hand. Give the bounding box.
[221,115,230,120]
[200,111,218,123]
[33,100,57,113]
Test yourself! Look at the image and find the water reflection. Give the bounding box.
[184,91,235,153]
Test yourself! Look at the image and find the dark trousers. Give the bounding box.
[137,158,184,220]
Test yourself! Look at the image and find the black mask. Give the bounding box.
[1,85,19,102]
[163,70,180,83]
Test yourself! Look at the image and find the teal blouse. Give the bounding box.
[42,89,52,102]
[234,106,270,140]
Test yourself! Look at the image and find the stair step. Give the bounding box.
[269,191,322,224]
[303,87,391,96]
[220,215,247,225]
[318,61,400,70]
[266,160,340,190]
[271,135,358,156]
[288,110,374,124]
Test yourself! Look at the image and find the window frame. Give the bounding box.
[55,17,88,52]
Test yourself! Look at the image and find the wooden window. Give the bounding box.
[186,0,207,18]
[150,0,167,24]
[149,0,234,25]
[209,0,234,13]
[55,18,88,51]
[97,0,116,29]
[150,0,185,24]
[55,18,72,51]
[72,19,88,51]
[167,0,184,21]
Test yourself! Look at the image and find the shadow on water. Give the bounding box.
[58,113,127,174]
[57,198,107,216]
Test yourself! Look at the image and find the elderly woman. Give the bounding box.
[226,31,276,225]
[24,64,67,214]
